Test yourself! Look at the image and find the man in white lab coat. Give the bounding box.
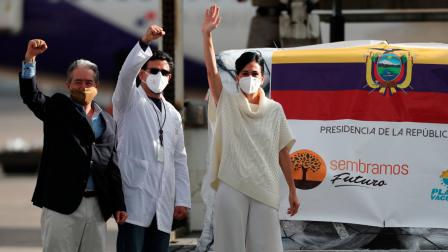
[112,25,191,252]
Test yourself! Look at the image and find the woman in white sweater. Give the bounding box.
[202,5,300,252]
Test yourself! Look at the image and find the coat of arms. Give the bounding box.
[365,48,413,95]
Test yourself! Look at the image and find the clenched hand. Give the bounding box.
[141,25,165,44]
[25,39,48,63]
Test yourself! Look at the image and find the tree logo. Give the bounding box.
[440,170,448,189]
[290,149,326,190]
[365,47,413,95]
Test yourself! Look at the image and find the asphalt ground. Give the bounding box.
[0,171,199,252]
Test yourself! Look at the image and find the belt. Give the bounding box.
[83,191,96,198]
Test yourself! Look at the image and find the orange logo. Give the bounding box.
[290,149,326,190]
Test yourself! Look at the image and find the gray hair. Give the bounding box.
[66,59,99,83]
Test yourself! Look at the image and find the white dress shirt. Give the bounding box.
[112,42,191,233]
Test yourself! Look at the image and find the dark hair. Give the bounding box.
[142,49,174,72]
[66,59,99,83]
[235,51,265,76]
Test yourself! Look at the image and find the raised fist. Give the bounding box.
[141,25,165,44]
[25,39,48,63]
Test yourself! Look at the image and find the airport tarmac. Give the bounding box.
[0,170,198,252]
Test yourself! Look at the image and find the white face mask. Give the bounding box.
[145,72,169,94]
[239,76,262,94]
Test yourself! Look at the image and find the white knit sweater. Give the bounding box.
[209,88,295,209]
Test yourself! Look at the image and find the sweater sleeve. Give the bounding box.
[278,107,296,152]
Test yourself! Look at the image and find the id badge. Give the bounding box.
[156,141,164,163]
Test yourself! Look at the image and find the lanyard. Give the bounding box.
[150,99,166,146]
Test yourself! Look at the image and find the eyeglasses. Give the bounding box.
[146,68,170,77]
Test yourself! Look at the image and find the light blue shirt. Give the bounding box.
[21,61,36,79]
[91,103,105,139]
[86,103,105,191]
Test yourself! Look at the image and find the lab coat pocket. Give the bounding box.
[119,153,150,189]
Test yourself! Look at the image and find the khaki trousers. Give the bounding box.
[41,197,106,252]
[213,182,283,252]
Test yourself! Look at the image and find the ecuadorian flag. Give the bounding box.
[272,42,448,228]
[271,42,448,124]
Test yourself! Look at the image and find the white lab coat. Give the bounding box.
[112,42,191,233]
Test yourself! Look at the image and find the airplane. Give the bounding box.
[2,0,448,91]
[0,0,256,91]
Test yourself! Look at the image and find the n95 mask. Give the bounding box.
[146,72,169,94]
[239,76,261,94]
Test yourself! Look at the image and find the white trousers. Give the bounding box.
[41,197,106,252]
[213,182,283,252]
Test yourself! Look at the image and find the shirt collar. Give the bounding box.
[91,102,102,119]
[73,101,102,119]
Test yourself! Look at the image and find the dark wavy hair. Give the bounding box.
[142,49,174,72]
[235,51,265,76]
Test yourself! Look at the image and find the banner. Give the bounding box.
[273,41,448,228]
